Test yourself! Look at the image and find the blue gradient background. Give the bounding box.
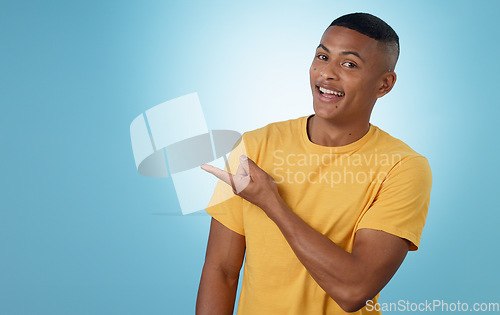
[1,0,499,314]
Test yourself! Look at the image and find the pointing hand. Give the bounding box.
[201,155,281,211]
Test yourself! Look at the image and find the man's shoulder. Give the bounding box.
[371,125,425,158]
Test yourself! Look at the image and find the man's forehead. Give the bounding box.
[318,26,379,52]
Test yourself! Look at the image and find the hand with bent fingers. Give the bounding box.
[201,155,282,213]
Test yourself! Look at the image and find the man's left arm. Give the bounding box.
[201,155,424,313]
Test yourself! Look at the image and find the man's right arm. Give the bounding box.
[196,217,246,315]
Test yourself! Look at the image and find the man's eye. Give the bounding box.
[342,62,357,68]
[316,54,328,61]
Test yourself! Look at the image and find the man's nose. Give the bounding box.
[320,65,339,80]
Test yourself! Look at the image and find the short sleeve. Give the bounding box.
[357,156,432,251]
[204,135,249,236]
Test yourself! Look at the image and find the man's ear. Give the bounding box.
[376,71,397,98]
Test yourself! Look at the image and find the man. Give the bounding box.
[196,12,432,314]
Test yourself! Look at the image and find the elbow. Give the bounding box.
[337,299,367,313]
[334,286,373,313]
[338,300,368,313]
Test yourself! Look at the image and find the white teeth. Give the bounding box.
[319,86,344,96]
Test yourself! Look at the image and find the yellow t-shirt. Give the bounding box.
[206,116,432,315]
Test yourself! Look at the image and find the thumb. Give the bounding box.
[240,155,261,176]
[236,155,250,176]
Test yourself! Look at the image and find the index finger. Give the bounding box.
[201,164,235,189]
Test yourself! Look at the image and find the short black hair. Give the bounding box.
[330,13,399,69]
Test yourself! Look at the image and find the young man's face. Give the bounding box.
[309,26,392,124]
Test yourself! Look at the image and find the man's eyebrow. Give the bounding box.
[341,51,364,62]
[317,44,330,53]
[317,45,364,62]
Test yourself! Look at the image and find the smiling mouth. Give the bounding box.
[318,86,345,97]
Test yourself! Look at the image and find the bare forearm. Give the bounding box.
[264,199,371,310]
[196,266,239,315]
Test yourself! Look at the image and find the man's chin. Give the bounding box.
[312,104,342,122]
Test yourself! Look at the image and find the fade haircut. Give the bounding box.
[330,13,399,71]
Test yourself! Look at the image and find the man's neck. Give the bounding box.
[307,115,371,147]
